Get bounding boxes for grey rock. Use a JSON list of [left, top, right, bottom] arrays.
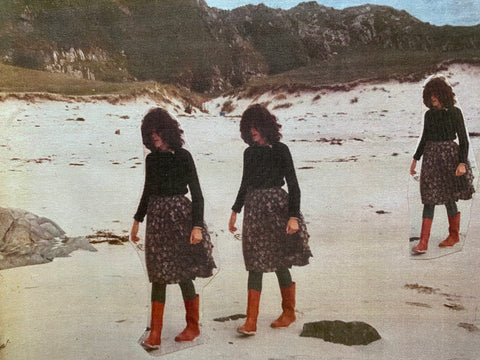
[[30, 225, 54, 241], [0, 209, 14, 240], [37, 217, 65, 234], [3, 222, 32, 247], [300, 320, 381, 346], [39, 221, 65, 238], [0, 207, 96, 270]]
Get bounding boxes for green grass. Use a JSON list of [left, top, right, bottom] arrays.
[[2, 48, 479, 101], [0, 63, 208, 109], [241, 49, 480, 94], [0, 63, 152, 95]]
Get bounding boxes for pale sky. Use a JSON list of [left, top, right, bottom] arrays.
[[204, 0, 480, 26]]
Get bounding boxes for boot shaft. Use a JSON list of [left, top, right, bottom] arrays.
[[246, 289, 261, 319]]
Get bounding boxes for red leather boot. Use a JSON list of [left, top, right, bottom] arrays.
[[412, 218, 433, 254], [237, 289, 261, 335], [175, 295, 200, 342], [271, 282, 296, 328], [141, 301, 164, 350], [439, 212, 461, 247]]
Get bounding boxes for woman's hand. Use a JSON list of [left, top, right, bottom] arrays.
[[228, 212, 238, 233], [190, 227, 203, 245], [456, 163, 467, 176], [130, 221, 140, 243], [286, 217, 299, 234], [410, 159, 417, 175]]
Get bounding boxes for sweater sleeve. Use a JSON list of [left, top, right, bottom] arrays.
[[454, 107, 469, 164], [134, 154, 154, 222], [185, 150, 205, 228], [413, 111, 429, 161], [281, 144, 301, 218], [232, 148, 251, 213]]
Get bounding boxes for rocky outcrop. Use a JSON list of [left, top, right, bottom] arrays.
[[43, 47, 131, 81], [0, 207, 96, 270]]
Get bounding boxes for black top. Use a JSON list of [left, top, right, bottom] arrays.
[[134, 148, 204, 227], [413, 106, 469, 163], [232, 142, 301, 218]]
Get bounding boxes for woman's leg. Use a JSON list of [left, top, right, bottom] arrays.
[[271, 268, 296, 328], [422, 204, 435, 219], [238, 271, 262, 335], [275, 268, 293, 289], [445, 201, 458, 217], [179, 279, 196, 301], [175, 280, 200, 342], [142, 283, 166, 349], [248, 271, 263, 292], [151, 282, 167, 303]]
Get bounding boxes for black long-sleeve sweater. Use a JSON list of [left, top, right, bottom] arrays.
[[134, 148, 204, 227], [232, 142, 301, 218], [413, 106, 469, 163]]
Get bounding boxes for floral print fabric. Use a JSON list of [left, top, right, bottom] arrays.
[[145, 195, 216, 284], [420, 141, 475, 205], [242, 187, 312, 272]]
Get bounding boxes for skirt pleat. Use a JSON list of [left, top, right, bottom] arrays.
[[242, 187, 312, 272], [420, 141, 475, 205], [145, 195, 216, 284]]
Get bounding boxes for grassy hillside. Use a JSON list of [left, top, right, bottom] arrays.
[[1, 1, 479, 94], [0, 63, 149, 94], [2, 51, 479, 101], [238, 49, 480, 95], [0, 63, 206, 108]]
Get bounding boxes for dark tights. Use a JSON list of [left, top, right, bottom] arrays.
[[151, 279, 196, 303], [422, 201, 458, 219], [247, 268, 293, 292]]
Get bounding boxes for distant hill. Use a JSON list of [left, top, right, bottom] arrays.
[[1, 0, 479, 94]]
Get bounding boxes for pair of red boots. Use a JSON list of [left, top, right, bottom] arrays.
[[412, 212, 461, 254], [237, 282, 296, 335], [141, 294, 200, 350]]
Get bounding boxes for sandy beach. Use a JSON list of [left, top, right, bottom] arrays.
[[1, 63, 480, 359]]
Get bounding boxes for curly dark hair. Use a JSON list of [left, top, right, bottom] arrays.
[[141, 108, 184, 151], [423, 76, 456, 109], [240, 104, 282, 145]]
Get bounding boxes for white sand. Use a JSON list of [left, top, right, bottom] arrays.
[[1, 64, 480, 359]]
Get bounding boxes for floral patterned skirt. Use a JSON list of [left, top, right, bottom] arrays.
[[145, 195, 216, 284], [420, 141, 475, 205], [242, 187, 312, 272]]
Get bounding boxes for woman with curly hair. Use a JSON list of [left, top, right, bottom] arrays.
[[228, 104, 312, 335], [131, 108, 216, 349], [410, 76, 475, 254]]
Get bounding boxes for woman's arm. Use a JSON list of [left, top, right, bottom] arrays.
[[410, 159, 417, 175], [185, 150, 205, 229], [231, 148, 252, 214], [282, 144, 301, 219], [455, 107, 469, 164], [413, 111, 430, 161], [130, 220, 140, 242], [228, 211, 238, 233], [133, 154, 154, 223], [184, 150, 204, 244]]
